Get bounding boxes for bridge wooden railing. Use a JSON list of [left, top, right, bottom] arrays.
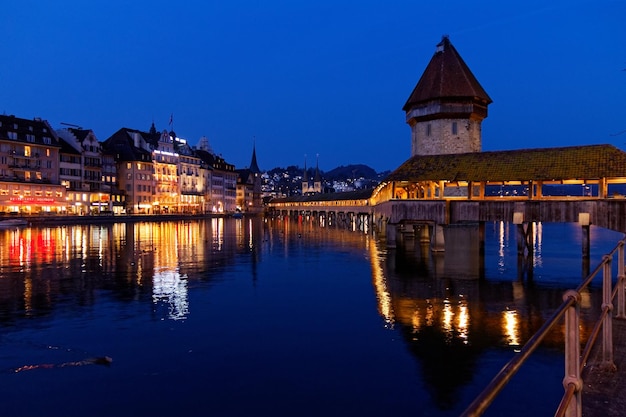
[[461, 238, 626, 417]]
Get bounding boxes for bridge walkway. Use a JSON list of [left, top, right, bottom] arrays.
[[583, 317, 626, 416]]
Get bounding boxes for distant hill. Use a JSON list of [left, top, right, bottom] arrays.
[[324, 164, 377, 181], [262, 163, 389, 196], [265, 163, 387, 180]]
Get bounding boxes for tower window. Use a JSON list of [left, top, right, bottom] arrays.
[[452, 122, 458, 135], [426, 124, 431, 136]]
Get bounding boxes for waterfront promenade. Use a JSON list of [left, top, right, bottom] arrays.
[[4, 212, 225, 226], [583, 318, 626, 416]]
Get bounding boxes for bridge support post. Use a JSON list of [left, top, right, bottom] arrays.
[[514, 213, 534, 280], [432, 224, 445, 252], [514, 213, 533, 256], [418, 225, 430, 245], [377, 216, 386, 236], [580, 214, 591, 278], [579, 213, 590, 260], [386, 223, 398, 248]]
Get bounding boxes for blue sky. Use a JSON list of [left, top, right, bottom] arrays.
[[1, 0, 624, 172]]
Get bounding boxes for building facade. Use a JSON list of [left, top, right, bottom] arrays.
[[175, 136, 205, 214], [152, 128, 180, 214], [0, 115, 66, 214], [102, 127, 157, 214], [57, 128, 108, 214], [236, 144, 263, 213], [0, 114, 256, 216]]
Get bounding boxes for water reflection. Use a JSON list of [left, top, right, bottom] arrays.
[[369, 241, 394, 327], [152, 269, 189, 320], [0, 217, 620, 416], [0, 218, 265, 323], [361, 220, 613, 410]]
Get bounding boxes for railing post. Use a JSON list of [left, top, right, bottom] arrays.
[[602, 255, 616, 369], [563, 290, 582, 417], [617, 242, 626, 319]]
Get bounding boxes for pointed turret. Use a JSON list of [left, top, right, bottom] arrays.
[[313, 155, 322, 184], [404, 36, 492, 156], [313, 154, 322, 193], [249, 142, 261, 174], [302, 156, 308, 195]]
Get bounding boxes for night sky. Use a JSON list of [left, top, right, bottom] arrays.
[[1, 0, 624, 172]]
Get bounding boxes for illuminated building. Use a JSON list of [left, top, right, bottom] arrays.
[[195, 143, 237, 214], [0, 115, 67, 214], [101, 126, 158, 214], [57, 127, 110, 214], [152, 128, 180, 214], [236, 143, 263, 213]]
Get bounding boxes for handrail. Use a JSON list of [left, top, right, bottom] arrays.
[[461, 237, 626, 417], [460, 296, 576, 417]]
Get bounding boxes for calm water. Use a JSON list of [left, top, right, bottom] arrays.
[[0, 217, 622, 417]]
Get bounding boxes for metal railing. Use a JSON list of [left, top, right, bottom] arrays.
[[461, 238, 626, 417]]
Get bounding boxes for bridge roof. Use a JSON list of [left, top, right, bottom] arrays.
[[385, 144, 626, 183]]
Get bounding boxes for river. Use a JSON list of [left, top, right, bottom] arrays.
[[0, 217, 622, 416]]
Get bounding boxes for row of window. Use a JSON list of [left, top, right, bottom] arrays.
[[0, 189, 60, 197], [5, 132, 52, 144], [0, 122, 48, 133], [125, 184, 153, 193]]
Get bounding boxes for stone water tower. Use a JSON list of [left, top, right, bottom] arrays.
[[403, 36, 492, 156]]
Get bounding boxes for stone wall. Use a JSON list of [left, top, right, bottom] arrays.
[[411, 118, 482, 156]]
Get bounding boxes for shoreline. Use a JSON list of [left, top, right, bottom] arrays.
[[3, 212, 263, 226]]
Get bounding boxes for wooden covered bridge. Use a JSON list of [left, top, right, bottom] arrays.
[[266, 144, 626, 250]]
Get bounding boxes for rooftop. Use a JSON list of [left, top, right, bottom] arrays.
[[385, 144, 626, 183]]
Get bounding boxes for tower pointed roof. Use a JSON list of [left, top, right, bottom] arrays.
[[249, 142, 261, 174], [403, 36, 492, 111], [303, 156, 308, 181], [314, 154, 322, 182]]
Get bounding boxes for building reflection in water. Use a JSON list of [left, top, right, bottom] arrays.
[[152, 269, 189, 320], [364, 218, 607, 409], [0, 218, 264, 323], [0, 216, 613, 412], [286, 216, 611, 411]]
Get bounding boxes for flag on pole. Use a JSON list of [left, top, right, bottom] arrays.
[[169, 113, 173, 126]]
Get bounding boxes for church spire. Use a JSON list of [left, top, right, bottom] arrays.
[[314, 153, 321, 183], [249, 138, 261, 174]]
